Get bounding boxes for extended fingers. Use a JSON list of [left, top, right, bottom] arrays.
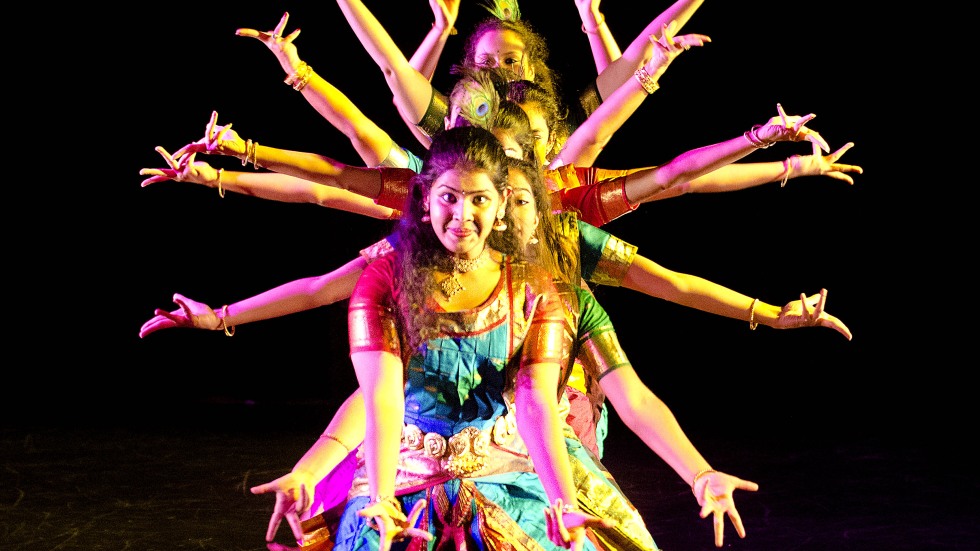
[[139, 169, 172, 187], [812, 288, 828, 319], [827, 315, 853, 340], [675, 33, 711, 49], [406, 499, 426, 527], [728, 507, 748, 539], [275, 12, 289, 36], [207, 110, 220, 139], [713, 510, 725, 547], [776, 102, 788, 125], [829, 142, 855, 160], [283, 509, 305, 542], [801, 128, 829, 153], [155, 146, 178, 168], [265, 510, 284, 542]]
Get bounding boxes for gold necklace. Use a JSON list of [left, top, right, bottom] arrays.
[[439, 247, 490, 299]]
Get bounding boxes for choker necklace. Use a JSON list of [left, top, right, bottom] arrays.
[[440, 247, 490, 299]]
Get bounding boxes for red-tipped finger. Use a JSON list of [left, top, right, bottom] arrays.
[[275, 12, 289, 35]]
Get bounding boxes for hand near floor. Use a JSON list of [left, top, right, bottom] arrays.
[[544, 498, 614, 550], [358, 497, 432, 551], [250, 470, 317, 543], [692, 469, 760, 547]]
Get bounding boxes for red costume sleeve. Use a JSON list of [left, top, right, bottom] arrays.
[[348, 254, 401, 356]]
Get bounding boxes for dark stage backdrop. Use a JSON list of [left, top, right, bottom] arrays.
[[25, 2, 958, 452]]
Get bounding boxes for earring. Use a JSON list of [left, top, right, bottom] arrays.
[[493, 216, 508, 231], [528, 235, 539, 245], [421, 206, 430, 223]]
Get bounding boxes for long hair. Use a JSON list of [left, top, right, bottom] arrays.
[[394, 126, 518, 347], [505, 157, 580, 285], [505, 79, 570, 164]]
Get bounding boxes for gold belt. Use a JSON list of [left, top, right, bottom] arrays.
[[402, 424, 491, 477]]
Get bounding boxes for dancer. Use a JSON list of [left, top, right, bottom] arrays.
[[246, 153, 764, 551], [328, 126, 606, 549]]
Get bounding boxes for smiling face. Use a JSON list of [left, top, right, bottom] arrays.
[[426, 167, 506, 259]]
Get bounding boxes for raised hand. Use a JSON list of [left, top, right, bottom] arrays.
[[250, 469, 317, 543], [138, 293, 220, 338], [139, 148, 220, 188], [430, 0, 460, 35], [692, 470, 760, 548], [644, 20, 711, 79], [172, 111, 246, 161], [774, 288, 852, 340], [543, 498, 614, 550], [754, 103, 830, 153], [785, 141, 863, 186], [235, 12, 303, 74]]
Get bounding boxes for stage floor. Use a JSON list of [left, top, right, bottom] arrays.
[[1, 400, 973, 551]]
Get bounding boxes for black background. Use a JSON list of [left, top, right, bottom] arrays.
[[5, 1, 975, 549], [18, 0, 960, 476]]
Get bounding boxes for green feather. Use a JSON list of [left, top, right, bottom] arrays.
[[480, 0, 520, 21]]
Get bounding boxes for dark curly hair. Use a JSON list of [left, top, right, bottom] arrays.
[[394, 126, 521, 347]]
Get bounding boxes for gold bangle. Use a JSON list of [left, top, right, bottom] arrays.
[[241, 139, 252, 167], [748, 298, 759, 330], [219, 305, 236, 337], [780, 155, 799, 188], [744, 125, 773, 149], [691, 468, 716, 495], [216, 168, 225, 198], [634, 66, 660, 95], [293, 67, 313, 92], [248, 141, 260, 169], [322, 433, 352, 454], [581, 12, 605, 34], [284, 61, 308, 87]]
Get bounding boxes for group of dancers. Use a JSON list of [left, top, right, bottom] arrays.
[[139, 1, 861, 550]]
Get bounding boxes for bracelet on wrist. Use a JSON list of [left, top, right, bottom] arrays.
[[748, 299, 759, 331], [322, 432, 352, 454], [215, 168, 225, 198], [780, 155, 800, 188], [634, 66, 660, 95], [691, 468, 716, 495], [743, 124, 774, 149], [581, 13, 606, 34], [219, 305, 236, 337], [284, 62, 313, 91]]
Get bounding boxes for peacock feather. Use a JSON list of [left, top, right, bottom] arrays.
[[449, 69, 504, 130], [480, 0, 520, 21]]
